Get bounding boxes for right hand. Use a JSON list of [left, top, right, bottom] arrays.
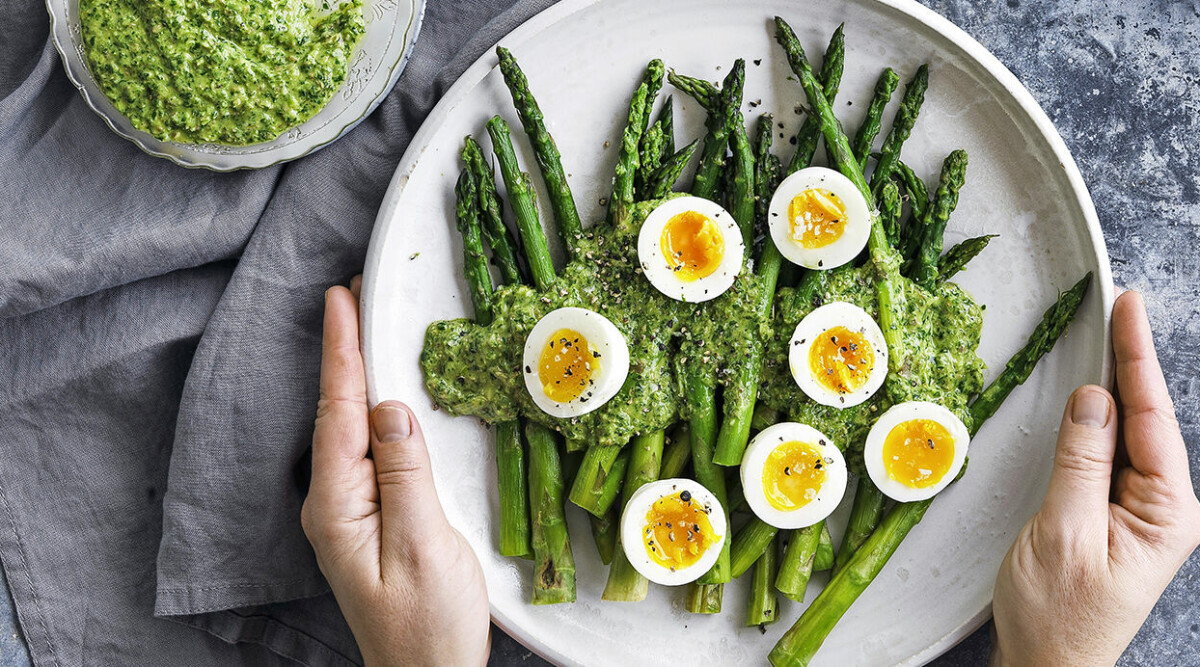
[[990, 291, 1200, 666]]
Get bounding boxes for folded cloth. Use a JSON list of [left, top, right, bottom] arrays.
[[0, 0, 555, 664]]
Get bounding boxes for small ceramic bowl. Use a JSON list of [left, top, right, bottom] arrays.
[[45, 0, 426, 171]]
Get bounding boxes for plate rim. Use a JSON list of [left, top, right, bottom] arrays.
[[360, 0, 1116, 664], [44, 0, 427, 172]]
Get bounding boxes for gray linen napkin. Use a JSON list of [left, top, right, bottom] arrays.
[[0, 0, 555, 663]]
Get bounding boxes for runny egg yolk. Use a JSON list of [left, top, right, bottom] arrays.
[[882, 419, 956, 488], [763, 440, 829, 511], [537, 328, 596, 403], [643, 490, 719, 571], [809, 326, 875, 395], [660, 210, 725, 282], [789, 188, 847, 249]]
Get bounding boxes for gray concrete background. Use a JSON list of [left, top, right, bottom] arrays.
[[2, 0, 1196, 665]]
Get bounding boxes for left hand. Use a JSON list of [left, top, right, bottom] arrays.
[[301, 276, 491, 667]]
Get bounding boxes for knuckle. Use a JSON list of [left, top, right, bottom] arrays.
[[1054, 443, 1111, 481], [375, 457, 428, 489]]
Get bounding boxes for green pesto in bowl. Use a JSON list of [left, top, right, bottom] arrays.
[[79, 0, 365, 146]]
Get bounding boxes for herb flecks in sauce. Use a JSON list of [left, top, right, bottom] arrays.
[[80, 0, 366, 145], [421, 195, 985, 469]]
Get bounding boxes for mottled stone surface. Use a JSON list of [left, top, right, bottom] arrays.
[[2, 0, 1196, 665]]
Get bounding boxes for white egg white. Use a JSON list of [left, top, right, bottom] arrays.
[[637, 196, 744, 303], [864, 401, 971, 502], [521, 307, 630, 418], [768, 166, 871, 270], [740, 422, 847, 529], [618, 478, 727, 586], [788, 301, 889, 408]]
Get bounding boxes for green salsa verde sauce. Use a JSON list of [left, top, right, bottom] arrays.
[[420, 195, 985, 472], [80, 0, 366, 145]]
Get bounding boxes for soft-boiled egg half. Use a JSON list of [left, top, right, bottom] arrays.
[[740, 422, 847, 529], [619, 478, 727, 585], [638, 196, 744, 302], [864, 401, 970, 502], [789, 302, 888, 408], [768, 166, 871, 270], [522, 307, 630, 418]]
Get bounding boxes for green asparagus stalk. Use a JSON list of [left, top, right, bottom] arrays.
[[462, 137, 524, 286], [768, 273, 1093, 665], [686, 582, 724, 614], [525, 422, 576, 604], [496, 47, 584, 258], [751, 404, 780, 432], [938, 235, 997, 284], [589, 507, 619, 565], [774, 15, 908, 371], [668, 69, 731, 200], [814, 523, 835, 572], [640, 61, 665, 134], [658, 95, 676, 155], [644, 140, 700, 200], [730, 517, 780, 579], [722, 60, 756, 247], [868, 64, 929, 194], [592, 449, 631, 520], [568, 444, 624, 517], [880, 179, 902, 250], [851, 68, 900, 170], [774, 521, 822, 602], [496, 421, 532, 558], [911, 150, 969, 288], [660, 424, 692, 479], [667, 72, 717, 111], [454, 169, 495, 325], [746, 534, 780, 628], [684, 367, 732, 586], [603, 430, 665, 601], [787, 25, 845, 175], [609, 60, 664, 228], [486, 116, 555, 290], [832, 477, 885, 574], [712, 116, 783, 467], [893, 159, 929, 222], [637, 123, 668, 200]]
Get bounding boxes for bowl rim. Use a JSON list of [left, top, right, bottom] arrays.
[[44, 0, 427, 172]]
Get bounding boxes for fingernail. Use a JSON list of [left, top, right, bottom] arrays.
[[372, 405, 412, 443], [1071, 388, 1110, 428]]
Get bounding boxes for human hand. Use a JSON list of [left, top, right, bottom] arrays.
[[301, 277, 491, 667], [991, 291, 1200, 666]]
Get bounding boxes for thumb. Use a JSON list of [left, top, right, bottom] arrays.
[[369, 401, 455, 571], [1040, 385, 1118, 530]]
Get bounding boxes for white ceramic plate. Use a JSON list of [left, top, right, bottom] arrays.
[[361, 1, 1115, 665], [46, 0, 425, 171]]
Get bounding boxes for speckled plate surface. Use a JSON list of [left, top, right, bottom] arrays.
[[360, 0, 1114, 665], [45, 0, 425, 171]]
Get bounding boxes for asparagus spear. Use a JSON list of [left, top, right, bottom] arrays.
[[814, 523, 835, 572], [589, 507, 619, 565], [454, 170, 495, 325], [938, 235, 997, 284], [868, 64, 929, 194], [730, 517, 780, 579], [660, 424, 692, 479], [486, 116, 555, 290], [603, 430, 665, 601], [746, 534, 780, 628], [832, 477, 885, 574], [644, 140, 700, 200], [713, 114, 783, 467], [787, 25, 845, 175], [684, 368, 731, 585], [568, 444, 624, 517], [893, 159, 929, 222], [686, 581, 724, 614], [723, 60, 756, 247], [592, 449, 631, 520], [769, 273, 1093, 665], [495, 47, 584, 258], [775, 521, 822, 602], [454, 168, 533, 559], [911, 150, 969, 288], [851, 68, 900, 170], [667, 68, 731, 201], [879, 179, 902, 250], [637, 123, 667, 200], [774, 15, 908, 372], [462, 136, 524, 286], [526, 422, 576, 604], [657, 95, 676, 155], [751, 404, 780, 432], [609, 60, 664, 228]]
